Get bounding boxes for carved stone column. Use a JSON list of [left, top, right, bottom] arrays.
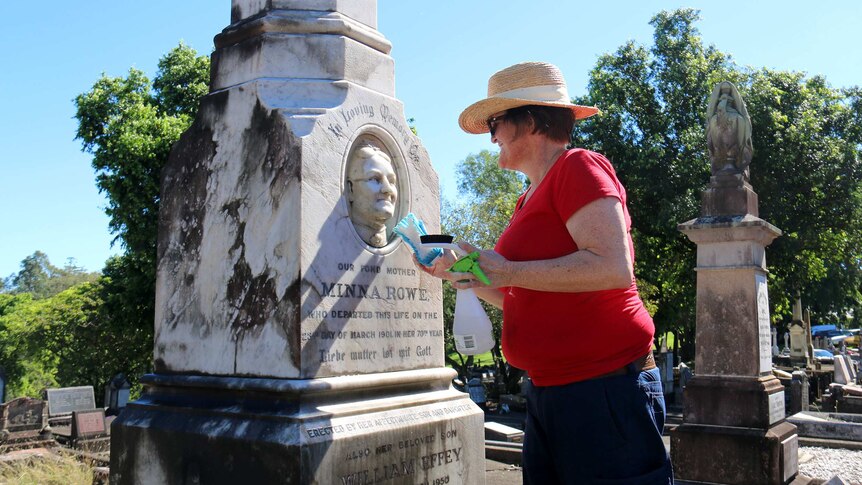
[[109, 2, 484, 483]]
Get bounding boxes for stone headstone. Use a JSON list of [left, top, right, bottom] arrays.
[[788, 370, 809, 415], [789, 322, 807, 358], [110, 2, 484, 483], [484, 422, 523, 443], [678, 362, 693, 389], [71, 409, 107, 439], [104, 374, 131, 413], [0, 397, 46, 435], [658, 351, 674, 395], [835, 355, 853, 385], [45, 386, 95, 417]]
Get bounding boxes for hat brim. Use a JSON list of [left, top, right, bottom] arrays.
[[458, 97, 599, 135]]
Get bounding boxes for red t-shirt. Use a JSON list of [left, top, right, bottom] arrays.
[[495, 149, 654, 386]]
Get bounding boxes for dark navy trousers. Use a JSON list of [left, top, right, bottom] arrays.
[[523, 366, 674, 484]]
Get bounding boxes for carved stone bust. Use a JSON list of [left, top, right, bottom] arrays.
[[706, 81, 753, 180], [345, 143, 398, 247]]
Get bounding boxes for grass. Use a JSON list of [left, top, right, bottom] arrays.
[[447, 350, 496, 367], [0, 452, 95, 485]]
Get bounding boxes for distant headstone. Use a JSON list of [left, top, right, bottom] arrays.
[[771, 327, 779, 356], [789, 322, 807, 360], [484, 421, 523, 443], [678, 362, 693, 389], [658, 351, 674, 395], [835, 356, 853, 386], [45, 386, 96, 416], [104, 374, 131, 413], [788, 370, 809, 414], [72, 409, 107, 439], [0, 397, 46, 435], [467, 377, 486, 405]]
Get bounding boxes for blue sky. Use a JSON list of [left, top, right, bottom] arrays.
[[1, 1, 860, 278]]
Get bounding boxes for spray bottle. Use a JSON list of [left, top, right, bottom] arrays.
[[420, 237, 495, 355]]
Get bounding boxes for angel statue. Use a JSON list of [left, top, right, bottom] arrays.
[[706, 81, 753, 179]]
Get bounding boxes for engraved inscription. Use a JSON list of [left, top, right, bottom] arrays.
[[756, 273, 772, 373], [302, 399, 479, 485], [769, 391, 785, 425]]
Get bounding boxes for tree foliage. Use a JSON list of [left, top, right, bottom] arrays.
[[572, 9, 862, 360], [2, 251, 99, 299], [70, 43, 211, 389], [0, 253, 151, 402], [74, 43, 209, 257]]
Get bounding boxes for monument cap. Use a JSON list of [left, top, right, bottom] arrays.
[[458, 61, 599, 134]]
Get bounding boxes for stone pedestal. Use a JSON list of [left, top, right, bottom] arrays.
[[112, 370, 483, 484], [110, 2, 484, 483], [700, 174, 759, 218], [673, 215, 802, 484]]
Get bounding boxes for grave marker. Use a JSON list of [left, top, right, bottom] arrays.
[[72, 409, 107, 439], [672, 81, 799, 484], [45, 386, 95, 416], [0, 398, 46, 434], [109, 2, 484, 483]]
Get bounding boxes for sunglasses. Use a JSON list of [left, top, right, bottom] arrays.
[[487, 113, 507, 136]]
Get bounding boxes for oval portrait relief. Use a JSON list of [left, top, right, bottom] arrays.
[[344, 138, 400, 248]]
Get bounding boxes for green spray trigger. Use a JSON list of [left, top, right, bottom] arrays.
[[447, 251, 491, 285]]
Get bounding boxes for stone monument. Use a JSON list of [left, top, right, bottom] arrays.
[[672, 82, 804, 484], [109, 2, 485, 483], [789, 298, 811, 368]]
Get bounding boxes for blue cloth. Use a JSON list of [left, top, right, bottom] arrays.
[[523, 366, 674, 484]]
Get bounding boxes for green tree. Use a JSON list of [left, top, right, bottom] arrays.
[[572, 9, 862, 360], [442, 150, 526, 393], [746, 71, 862, 325], [3, 251, 99, 299], [72, 43, 210, 387], [0, 275, 152, 403]]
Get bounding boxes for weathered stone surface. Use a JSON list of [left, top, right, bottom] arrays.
[[683, 375, 786, 428], [115, 3, 484, 484], [678, 216, 780, 377], [111, 370, 484, 485], [674, 95, 799, 482], [153, 82, 442, 379], [701, 175, 759, 217], [0, 398, 46, 434], [671, 421, 798, 485], [231, 0, 378, 28], [45, 386, 96, 417]]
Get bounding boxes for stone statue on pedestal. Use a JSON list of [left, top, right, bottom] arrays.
[[673, 80, 800, 484], [706, 81, 753, 180]]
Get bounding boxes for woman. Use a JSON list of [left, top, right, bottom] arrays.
[[422, 62, 673, 484]]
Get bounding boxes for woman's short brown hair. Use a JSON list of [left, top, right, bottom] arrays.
[[505, 105, 576, 143]]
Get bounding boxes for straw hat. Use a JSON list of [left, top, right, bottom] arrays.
[[458, 61, 599, 134]]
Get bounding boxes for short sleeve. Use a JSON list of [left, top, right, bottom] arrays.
[[551, 149, 623, 222]]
